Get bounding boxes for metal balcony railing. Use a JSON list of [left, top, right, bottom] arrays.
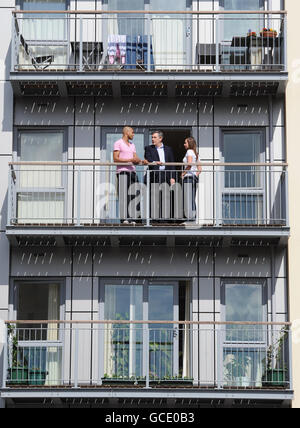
[[2, 321, 292, 390], [7, 162, 289, 228], [11, 10, 287, 73]]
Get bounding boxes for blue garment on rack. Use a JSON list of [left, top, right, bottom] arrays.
[[125, 35, 154, 70]]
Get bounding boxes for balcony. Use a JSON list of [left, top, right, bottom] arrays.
[[6, 162, 289, 247], [10, 10, 288, 97], [1, 321, 293, 404]]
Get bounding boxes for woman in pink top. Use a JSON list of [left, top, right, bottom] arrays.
[[113, 127, 144, 224]]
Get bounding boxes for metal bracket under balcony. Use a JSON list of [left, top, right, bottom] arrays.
[[5, 226, 290, 249], [10, 73, 287, 98], [1, 388, 294, 405]]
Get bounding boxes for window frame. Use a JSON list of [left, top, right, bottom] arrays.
[[11, 278, 66, 324], [219, 128, 267, 225], [98, 278, 191, 381], [220, 278, 268, 327], [14, 127, 68, 224], [17, 0, 69, 11]]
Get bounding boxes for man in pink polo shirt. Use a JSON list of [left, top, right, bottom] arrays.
[[113, 127, 144, 224]]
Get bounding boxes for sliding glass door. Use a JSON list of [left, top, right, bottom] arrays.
[[221, 280, 267, 387], [100, 280, 180, 381], [100, 128, 147, 223]]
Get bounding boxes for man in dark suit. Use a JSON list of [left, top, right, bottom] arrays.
[[144, 131, 176, 221]]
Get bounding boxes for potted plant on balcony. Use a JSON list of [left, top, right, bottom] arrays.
[[150, 375, 194, 387], [7, 323, 28, 386], [260, 28, 278, 38], [224, 354, 252, 388], [262, 327, 288, 387], [28, 367, 48, 386]]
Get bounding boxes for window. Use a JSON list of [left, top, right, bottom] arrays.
[[221, 280, 267, 387], [100, 280, 190, 381], [17, 0, 68, 69], [16, 130, 66, 224], [221, 130, 265, 225], [18, 0, 66, 11], [222, 0, 264, 39], [12, 281, 63, 386]]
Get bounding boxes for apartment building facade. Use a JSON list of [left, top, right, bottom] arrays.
[[0, 0, 295, 408]]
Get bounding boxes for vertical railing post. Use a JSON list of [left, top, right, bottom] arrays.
[[147, 13, 152, 73], [284, 167, 289, 228], [7, 166, 12, 227], [79, 15, 83, 72], [283, 14, 288, 72], [76, 166, 81, 226], [11, 15, 16, 73], [73, 326, 79, 389], [288, 326, 293, 391], [215, 15, 220, 73], [216, 326, 223, 389], [215, 167, 221, 227], [143, 323, 150, 389], [1, 322, 8, 389], [146, 169, 151, 227]]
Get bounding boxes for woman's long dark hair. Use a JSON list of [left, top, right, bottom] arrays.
[[185, 137, 199, 160]]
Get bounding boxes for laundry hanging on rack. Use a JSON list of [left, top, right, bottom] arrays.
[[107, 34, 155, 70], [108, 35, 127, 65], [125, 35, 155, 70]]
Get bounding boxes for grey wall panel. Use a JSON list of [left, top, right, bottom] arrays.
[[64, 313, 93, 385], [66, 277, 93, 313], [0, 233, 9, 309], [0, 156, 10, 231], [10, 247, 72, 277], [93, 247, 213, 277], [199, 127, 214, 161], [198, 98, 214, 126], [0, 82, 13, 155], [14, 98, 75, 126], [272, 126, 286, 162], [198, 278, 216, 314], [192, 278, 198, 313], [272, 96, 285, 127], [215, 248, 271, 277], [198, 313, 215, 385], [72, 248, 93, 277], [214, 97, 269, 127], [274, 277, 288, 314], [74, 126, 95, 160], [95, 98, 199, 127], [274, 248, 287, 278], [0, 8, 12, 81], [75, 97, 95, 127]]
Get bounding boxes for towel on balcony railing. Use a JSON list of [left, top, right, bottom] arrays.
[[108, 35, 127, 65]]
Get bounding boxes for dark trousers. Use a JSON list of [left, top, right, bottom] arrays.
[[183, 176, 198, 220], [148, 171, 174, 221], [117, 172, 139, 221]]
